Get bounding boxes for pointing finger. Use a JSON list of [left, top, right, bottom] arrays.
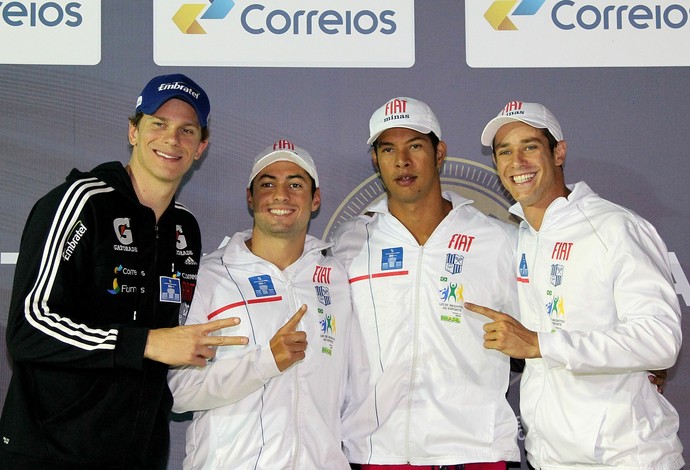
[[210, 335, 249, 346], [281, 305, 307, 332], [203, 317, 241, 334], [464, 302, 502, 321]]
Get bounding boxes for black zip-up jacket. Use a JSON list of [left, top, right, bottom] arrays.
[[0, 162, 201, 469]]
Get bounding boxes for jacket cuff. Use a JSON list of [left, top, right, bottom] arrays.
[[258, 346, 282, 380], [114, 327, 149, 369]]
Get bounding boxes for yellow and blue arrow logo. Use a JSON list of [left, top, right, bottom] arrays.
[[173, 0, 235, 34], [484, 0, 546, 31]]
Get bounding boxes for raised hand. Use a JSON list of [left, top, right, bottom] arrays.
[[145, 317, 248, 367], [464, 302, 541, 359], [270, 305, 308, 372]]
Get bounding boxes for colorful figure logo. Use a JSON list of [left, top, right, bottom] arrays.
[[320, 314, 336, 335], [546, 295, 565, 317], [439, 282, 463, 303]]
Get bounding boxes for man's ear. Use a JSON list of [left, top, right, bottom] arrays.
[[371, 149, 379, 172], [128, 122, 138, 146], [554, 140, 567, 167], [311, 188, 321, 213], [435, 140, 448, 167], [194, 139, 210, 160]]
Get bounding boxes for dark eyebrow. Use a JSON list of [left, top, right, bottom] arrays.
[[148, 114, 200, 128], [376, 136, 427, 148], [495, 136, 541, 149], [257, 173, 307, 182]]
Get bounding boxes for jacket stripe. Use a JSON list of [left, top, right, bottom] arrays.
[[207, 296, 284, 320], [348, 270, 409, 284], [24, 177, 119, 350]]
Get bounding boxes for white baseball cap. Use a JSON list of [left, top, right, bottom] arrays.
[[247, 140, 319, 188], [368, 97, 441, 145], [481, 101, 563, 147]]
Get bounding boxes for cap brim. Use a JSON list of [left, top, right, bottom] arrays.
[[139, 95, 207, 129], [247, 151, 319, 188], [367, 124, 434, 146], [481, 116, 551, 147], [481, 117, 521, 147]]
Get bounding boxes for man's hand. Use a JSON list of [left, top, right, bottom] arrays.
[[464, 302, 541, 359], [270, 305, 308, 372], [648, 369, 668, 394], [145, 317, 248, 367]]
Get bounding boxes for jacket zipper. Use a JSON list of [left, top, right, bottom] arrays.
[[404, 245, 424, 463]]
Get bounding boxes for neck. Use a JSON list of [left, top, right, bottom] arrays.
[[388, 192, 452, 245], [246, 231, 307, 271], [523, 207, 546, 231], [522, 185, 571, 231], [126, 165, 178, 221]]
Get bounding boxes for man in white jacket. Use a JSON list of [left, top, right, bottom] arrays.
[[466, 101, 684, 468], [168, 140, 355, 469], [332, 97, 520, 469]]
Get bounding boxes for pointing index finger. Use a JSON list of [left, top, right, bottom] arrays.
[[203, 317, 241, 334], [464, 302, 502, 321], [283, 304, 307, 331]]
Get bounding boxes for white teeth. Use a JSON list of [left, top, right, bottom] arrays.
[[270, 209, 292, 215], [156, 150, 178, 159], [513, 173, 535, 184]]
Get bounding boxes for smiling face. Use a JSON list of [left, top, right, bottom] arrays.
[[372, 127, 446, 208], [248, 160, 321, 240], [127, 98, 208, 190], [493, 121, 568, 227]]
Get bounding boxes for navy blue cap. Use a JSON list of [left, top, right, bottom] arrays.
[[135, 74, 210, 128]]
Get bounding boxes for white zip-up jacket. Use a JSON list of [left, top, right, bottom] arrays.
[[332, 191, 520, 465], [168, 230, 354, 470], [512, 182, 684, 469]]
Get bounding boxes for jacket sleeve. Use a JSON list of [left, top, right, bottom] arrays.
[[340, 294, 371, 421], [539, 217, 682, 373], [167, 266, 281, 413], [6, 183, 148, 370], [168, 346, 281, 413]]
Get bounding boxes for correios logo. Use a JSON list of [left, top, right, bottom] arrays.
[[484, 0, 545, 30], [0, 0, 100, 65], [154, 0, 414, 67], [468, 0, 690, 67], [485, 0, 690, 31], [173, 0, 397, 36], [0, 1, 83, 27], [173, 0, 234, 34]]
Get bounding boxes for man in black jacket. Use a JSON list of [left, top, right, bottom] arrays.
[[0, 74, 247, 470]]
